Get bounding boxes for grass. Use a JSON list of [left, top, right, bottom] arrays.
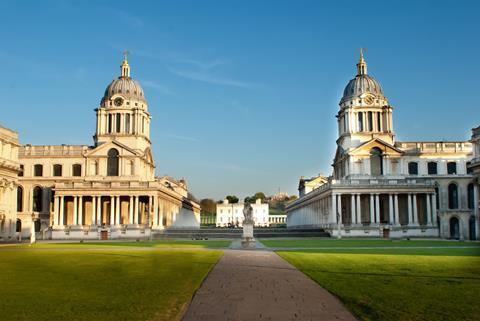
[[5, 239, 231, 249], [275, 240, 480, 321], [0, 248, 222, 321]]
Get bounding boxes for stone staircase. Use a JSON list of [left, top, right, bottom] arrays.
[[153, 227, 330, 239]]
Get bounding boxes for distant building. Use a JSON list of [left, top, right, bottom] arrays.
[[271, 191, 289, 202], [287, 51, 477, 240], [298, 175, 328, 197], [216, 199, 269, 227]]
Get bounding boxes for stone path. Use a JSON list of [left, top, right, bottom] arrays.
[[182, 250, 357, 321]]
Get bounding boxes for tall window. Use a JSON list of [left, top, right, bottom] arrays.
[[107, 148, 119, 176], [427, 162, 437, 175], [408, 162, 418, 175], [116, 114, 121, 133], [17, 186, 23, 212], [53, 164, 62, 177], [447, 162, 457, 174], [370, 147, 383, 176], [468, 183, 474, 209], [34, 164, 43, 177], [377, 113, 381, 132], [72, 164, 82, 177], [448, 183, 458, 209], [125, 114, 130, 134], [368, 112, 373, 131], [108, 114, 113, 133], [19, 165, 24, 177], [33, 186, 43, 212], [357, 113, 363, 131]]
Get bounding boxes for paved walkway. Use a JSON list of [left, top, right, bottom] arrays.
[[182, 250, 357, 321]]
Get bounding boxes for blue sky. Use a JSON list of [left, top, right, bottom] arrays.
[[0, 0, 478, 200]]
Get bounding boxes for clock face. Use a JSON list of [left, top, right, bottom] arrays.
[[364, 95, 374, 105], [114, 97, 124, 107]]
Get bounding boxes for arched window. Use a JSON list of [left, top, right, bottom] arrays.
[[53, 164, 62, 177], [107, 148, 119, 176], [448, 183, 458, 209], [17, 186, 23, 212], [72, 164, 82, 177], [447, 162, 457, 174], [34, 164, 43, 177], [427, 162, 437, 175], [408, 162, 418, 175], [370, 148, 383, 176], [468, 183, 474, 209], [33, 186, 43, 212]]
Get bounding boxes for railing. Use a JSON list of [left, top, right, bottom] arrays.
[[19, 145, 88, 157], [396, 141, 472, 154]]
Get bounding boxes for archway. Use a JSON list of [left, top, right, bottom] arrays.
[[107, 148, 119, 176], [469, 216, 476, 240], [449, 217, 460, 240]]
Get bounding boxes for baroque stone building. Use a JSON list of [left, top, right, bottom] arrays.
[[14, 55, 200, 240], [0, 127, 21, 240], [287, 51, 477, 240]]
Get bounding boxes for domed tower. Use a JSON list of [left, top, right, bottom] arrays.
[[336, 50, 395, 150], [94, 53, 152, 153]]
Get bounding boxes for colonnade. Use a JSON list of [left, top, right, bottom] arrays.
[[288, 191, 438, 228], [52, 194, 173, 228]]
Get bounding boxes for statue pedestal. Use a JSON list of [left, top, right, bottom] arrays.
[[241, 221, 256, 249]]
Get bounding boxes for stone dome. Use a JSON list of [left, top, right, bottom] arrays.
[[342, 74, 384, 100], [101, 54, 147, 105], [102, 77, 146, 104]]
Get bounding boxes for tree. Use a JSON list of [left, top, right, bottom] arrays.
[[226, 195, 239, 204], [254, 192, 266, 201], [200, 198, 216, 215]]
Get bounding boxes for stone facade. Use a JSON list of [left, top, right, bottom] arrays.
[[287, 51, 477, 240], [14, 55, 200, 240], [0, 127, 21, 240], [216, 199, 269, 227]]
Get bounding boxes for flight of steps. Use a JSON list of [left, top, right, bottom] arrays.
[[153, 228, 330, 239]]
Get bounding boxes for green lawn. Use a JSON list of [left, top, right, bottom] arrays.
[[276, 241, 480, 321], [0, 248, 223, 321], [6, 239, 231, 249]]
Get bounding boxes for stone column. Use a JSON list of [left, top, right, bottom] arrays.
[[110, 196, 115, 225], [148, 196, 153, 226], [413, 194, 418, 225], [426, 193, 432, 226], [388, 194, 394, 224], [338, 194, 342, 225], [356, 194, 361, 224], [431, 193, 437, 227], [154, 197, 159, 227], [394, 194, 400, 225], [370, 194, 375, 224], [351, 194, 356, 225], [60, 196, 64, 226], [407, 193, 412, 225], [134, 196, 139, 225], [78, 196, 83, 226], [53, 196, 59, 226], [129, 196, 134, 224], [159, 200, 164, 228], [92, 196, 96, 226], [331, 193, 337, 226], [375, 194, 380, 224], [73, 196, 78, 225], [474, 184, 479, 239], [96, 196, 102, 225], [116, 196, 121, 225]]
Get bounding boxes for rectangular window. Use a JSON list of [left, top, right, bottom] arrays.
[[116, 114, 121, 133], [447, 162, 457, 174], [427, 162, 437, 175], [357, 113, 363, 131], [53, 164, 62, 177], [34, 164, 43, 177], [368, 112, 373, 131], [72, 164, 82, 177], [408, 162, 418, 175], [19, 165, 24, 177], [125, 114, 130, 134]]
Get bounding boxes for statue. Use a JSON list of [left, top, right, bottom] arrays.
[[243, 202, 254, 224], [241, 201, 256, 249]]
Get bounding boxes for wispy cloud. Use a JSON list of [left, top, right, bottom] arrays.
[[168, 67, 259, 88], [166, 134, 199, 142], [175, 58, 229, 70], [141, 80, 175, 96]]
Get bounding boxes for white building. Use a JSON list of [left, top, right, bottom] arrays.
[[216, 199, 269, 227], [0, 127, 21, 241], [287, 51, 477, 240], [10, 54, 200, 240]]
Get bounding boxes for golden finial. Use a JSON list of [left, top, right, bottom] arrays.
[[357, 48, 367, 75], [123, 50, 130, 64]]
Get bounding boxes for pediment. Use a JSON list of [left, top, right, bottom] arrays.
[[349, 138, 403, 156], [85, 140, 140, 157]]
